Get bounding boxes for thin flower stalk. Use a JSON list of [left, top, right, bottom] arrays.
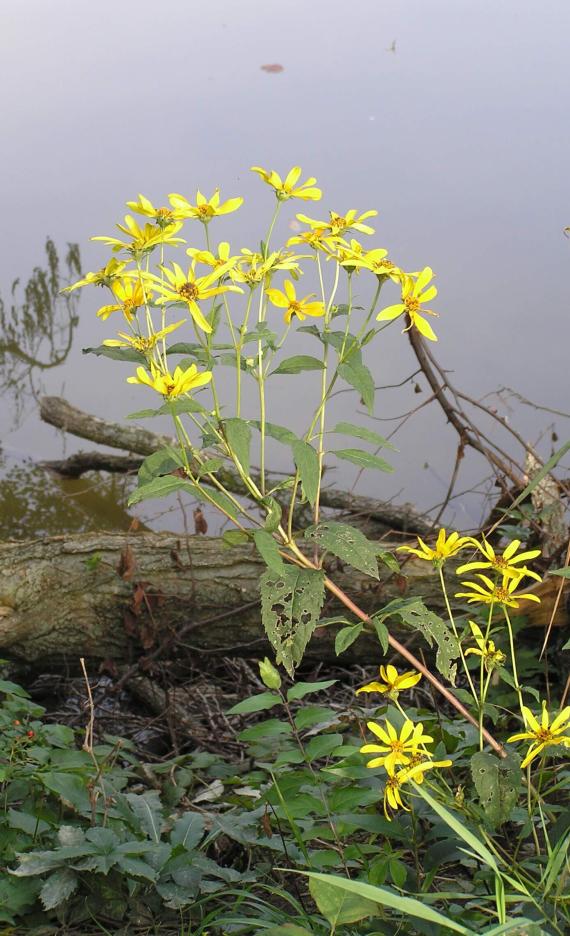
[[438, 566, 477, 703]]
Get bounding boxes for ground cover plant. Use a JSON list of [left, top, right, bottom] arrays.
[[1, 165, 568, 934]]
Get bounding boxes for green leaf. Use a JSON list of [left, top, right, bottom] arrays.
[[372, 617, 390, 655], [222, 530, 250, 547], [165, 341, 202, 356], [333, 448, 394, 473], [160, 397, 207, 415], [292, 440, 320, 506], [196, 457, 224, 477], [39, 869, 78, 911], [128, 474, 190, 506], [253, 530, 285, 573], [271, 355, 325, 375], [126, 408, 161, 420], [305, 734, 343, 761], [331, 422, 397, 451], [262, 496, 282, 532], [115, 855, 158, 881], [260, 567, 325, 676], [338, 360, 375, 413], [40, 772, 91, 813], [377, 597, 460, 684], [137, 447, 184, 484], [190, 483, 239, 520], [227, 691, 281, 715], [549, 566, 570, 578], [224, 417, 251, 474], [304, 521, 380, 578], [169, 812, 205, 850], [413, 785, 500, 874], [251, 420, 298, 446], [470, 752, 521, 828], [125, 791, 164, 843], [309, 875, 378, 925], [287, 679, 337, 701], [335, 623, 364, 655], [82, 344, 145, 363], [302, 872, 473, 934], [238, 718, 292, 741]]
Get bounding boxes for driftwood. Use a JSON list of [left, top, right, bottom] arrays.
[[0, 531, 450, 665], [39, 396, 431, 535]]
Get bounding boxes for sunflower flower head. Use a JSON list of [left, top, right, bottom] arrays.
[[360, 718, 434, 775], [92, 216, 185, 258], [103, 320, 184, 354], [96, 278, 149, 322], [456, 537, 542, 583], [464, 621, 506, 672], [350, 247, 405, 284], [297, 208, 377, 238], [265, 279, 325, 323], [126, 194, 177, 227], [127, 361, 212, 399], [356, 664, 421, 699], [377, 267, 439, 341], [251, 166, 322, 201], [146, 261, 242, 334], [382, 759, 452, 820], [456, 574, 541, 609], [398, 528, 474, 569], [507, 702, 570, 768], [62, 258, 128, 293]]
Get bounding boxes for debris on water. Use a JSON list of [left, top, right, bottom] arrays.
[[260, 63, 284, 73]]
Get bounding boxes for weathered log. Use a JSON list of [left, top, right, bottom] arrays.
[[39, 396, 431, 535], [0, 531, 448, 665], [42, 452, 143, 478]]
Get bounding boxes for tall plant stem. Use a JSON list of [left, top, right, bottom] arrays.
[[321, 571, 506, 756], [438, 566, 477, 702], [257, 201, 283, 494], [503, 606, 526, 719]]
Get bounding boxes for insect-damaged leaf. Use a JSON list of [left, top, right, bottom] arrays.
[[376, 597, 460, 685], [260, 567, 325, 677], [304, 522, 380, 579], [470, 751, 521, 828]]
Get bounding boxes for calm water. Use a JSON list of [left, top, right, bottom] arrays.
[[1, 0, 569, 537]]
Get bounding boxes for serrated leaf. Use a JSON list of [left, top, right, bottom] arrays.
[[82, 344, 145, 363], [115, 855, 158, 881], [470, 752, 521, 828], [224, 417, 251, 474], [138, 447, 184, 484], [39, 868, 78, 911], [40, 772, 91, 813], [377, 597, 460, 684], [227, 691, 282, 715], [260, 567, 325, 676], [335, 624, 364, 655], [272, 355, 325, 375], [338, 360, 375, 413], [128, 474, 190, 506], [304, 521, 380, 578], [331, 422, 397, 451], [333, 448, 394, 473], [292, 440, 320, 506], [253, 530, 285, 573]]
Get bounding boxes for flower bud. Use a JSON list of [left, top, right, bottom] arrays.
[[259, 657, 281, 690]]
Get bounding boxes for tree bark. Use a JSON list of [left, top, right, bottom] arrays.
[[0, 531, 447, 665]]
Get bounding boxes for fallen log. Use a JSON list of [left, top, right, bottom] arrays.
[[0, 531, 446, 665], [39, 396, 431, 535]]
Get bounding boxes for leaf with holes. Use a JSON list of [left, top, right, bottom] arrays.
[[470, 752, 521, 828], [305, 522, 380, 578], [260, 567, 325, 676], [377, 597, 460, 684]]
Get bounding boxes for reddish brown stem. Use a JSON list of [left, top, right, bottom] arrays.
[[323, 576, 506, 757]]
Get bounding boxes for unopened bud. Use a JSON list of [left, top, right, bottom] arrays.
[[259, 657, 281, 690]]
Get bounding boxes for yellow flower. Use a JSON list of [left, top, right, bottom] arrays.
[[186, 241, 239, 272], [332, 238, 367, 271], [464, 621, 506, 671], [398, 528, 475, 567], [455, 574, 541, 608], [96, 278, 149, 322], [62, 258, 128, 293], [382, 759, 452, 820], [103, 320, 185, 353], [360, 718, 433, 775], [286, 227, 339, 252], [356, 664, 421, 697], [349, 247, 405, 283], [230, 249, 302, 287], [92, 215, 185, 256], [297, 209, 377, 237], [377, 267, 439, 341], [125, 194, 177, 226], [507, 703, 570, 768], [168, 189, 243, 222], [250, 166, 322, 201], [127, 361, 212, 399], [456, 538, 542, 583], [265, 279, 325, 324], [148, 262, 242, 334]]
